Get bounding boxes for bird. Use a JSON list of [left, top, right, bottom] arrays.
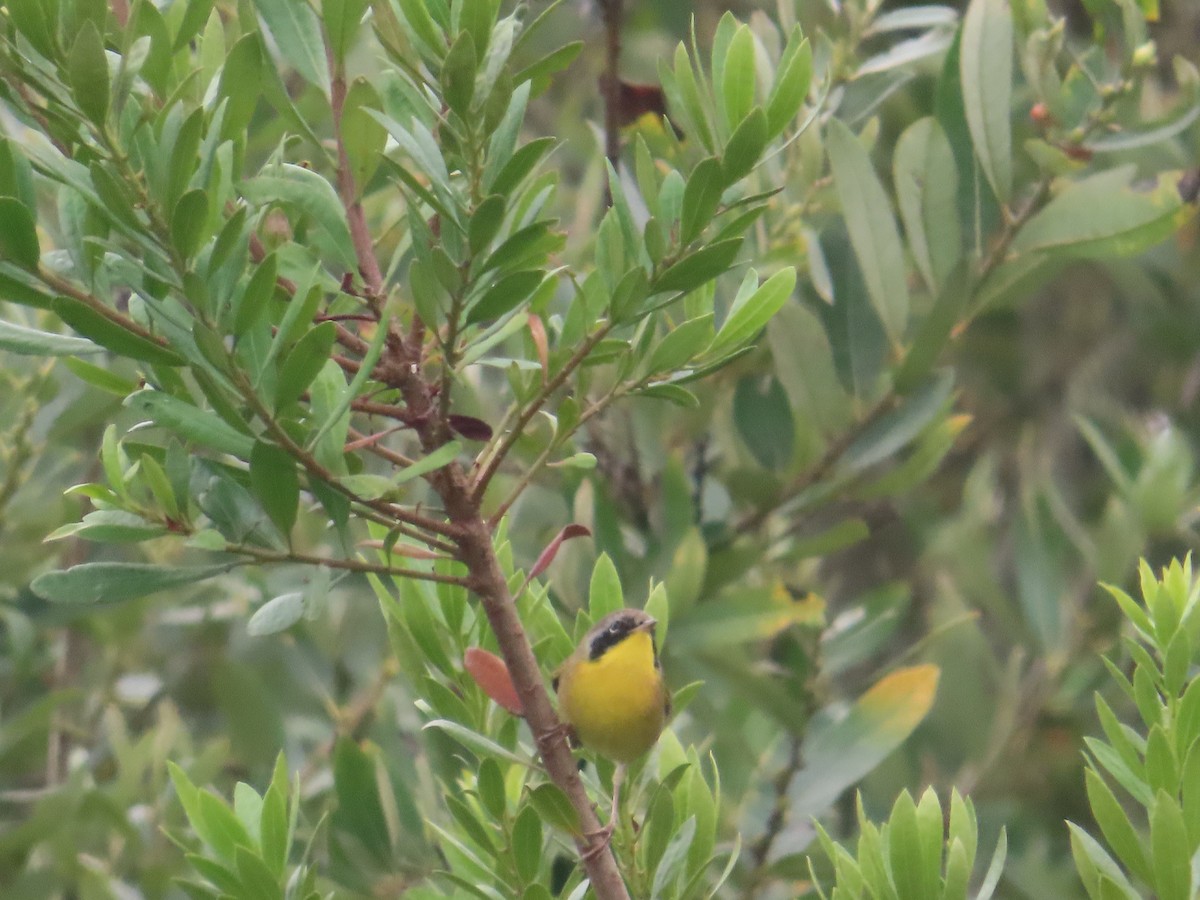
[[553, 608, 671, 853]]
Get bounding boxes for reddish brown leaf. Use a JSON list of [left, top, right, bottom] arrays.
[[464, 647, 524, 716], [529, 523, 592, 581], [600, 75, 684, 138], [448, 414, 494, 442]]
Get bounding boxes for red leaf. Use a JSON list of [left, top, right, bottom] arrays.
[[529, 524, 591, 581], [449, 414, 494, 442], [464, 647, 524, 716]]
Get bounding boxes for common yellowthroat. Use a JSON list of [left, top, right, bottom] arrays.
[[553, 609, 670, 844]]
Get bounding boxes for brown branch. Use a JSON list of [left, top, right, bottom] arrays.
[[351, 398, 421, 424], [376, 314, 630, 896], [441, 478, 632, 898], [317, 21, 630, 893]]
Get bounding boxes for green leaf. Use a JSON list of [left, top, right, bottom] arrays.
[[1085, 101, 1200, 153], [241, 166, 356, 270], [0, 198, 41, 270], [975, 827, 1008, 900], [32, 562, 234, 604], [960, 0, 1013, 202], [0, 318, 101, 356], [235, 847, 282, 900], [68, 20, 109, 125], [765, 28, 812, 139], [422, 719, 533, 767], [466, 271, 544, 326], [341, 78, 386, 192], [6, 0, 56, 58], [791, 665, 940, 817], [394, 439, 463, 485], [45, 510, 167, 544], [709, 267, 795, 358], [171, 188, 210, 260], [489, 136, 557, 197], [275, 321, 337, 409], [636, 383, 700, 407], [247, 592, 305, 637], [52, 296, 185, 366], [217, 35, 265, 140], [680, 157, 725, 243], [722, 108, 768, 184], [733, 374, 794, 471], [395, 0, 445, 59], [893, 118, 961, 293], [1084, 769, 1152, 884], [650, 816, 696, 899], [250, 0, 331, 96], [1151, 791, 1190, 900], [527, 783, 581, 835], [588, 553, 624, 619], [662, 43, 715, 154], [338, 473, 394, 501], [943, 839, 971, 900], [332, 736, 392, 861], [889, 791, 938, 900], [61, 355, 133, 393], [250, 442, 300, 537], [466, 198, 506, 260], [234, 252, 279, 337], [442, 30, 478, 117], [826, 118, 910, 345], [476, 758, 506, 820], [511, 805, 543, 884], [515, 41, 583, 97], [645, 313, 714, 375], [1010, 167, 1190, 259], [721, 26, 756, 133], [0, 267, 52, 307], [840, 370, 954, 473], [915, 788, 946, 898], [653, 239, 743, 295], [126, 389, 255, 458], [323, 0, 369, 64]]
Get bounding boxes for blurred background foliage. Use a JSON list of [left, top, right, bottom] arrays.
[[0, 0, 1199, 897]]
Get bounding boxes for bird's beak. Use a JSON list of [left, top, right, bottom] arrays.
[[637, 617, 658, 633]]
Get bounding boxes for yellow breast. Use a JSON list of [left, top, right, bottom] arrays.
[[557, 631, 666, 764]]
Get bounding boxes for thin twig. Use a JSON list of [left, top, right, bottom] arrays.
[[233, 369, 464, 540], [488, 383, 622, 525], [471, 323, 612, 500], [748, 737, 803, 875], [226, 544, 471, 585], [724, 392, 898, 545], [39, 270, 173, 351], [329, 47, 385, 306]]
